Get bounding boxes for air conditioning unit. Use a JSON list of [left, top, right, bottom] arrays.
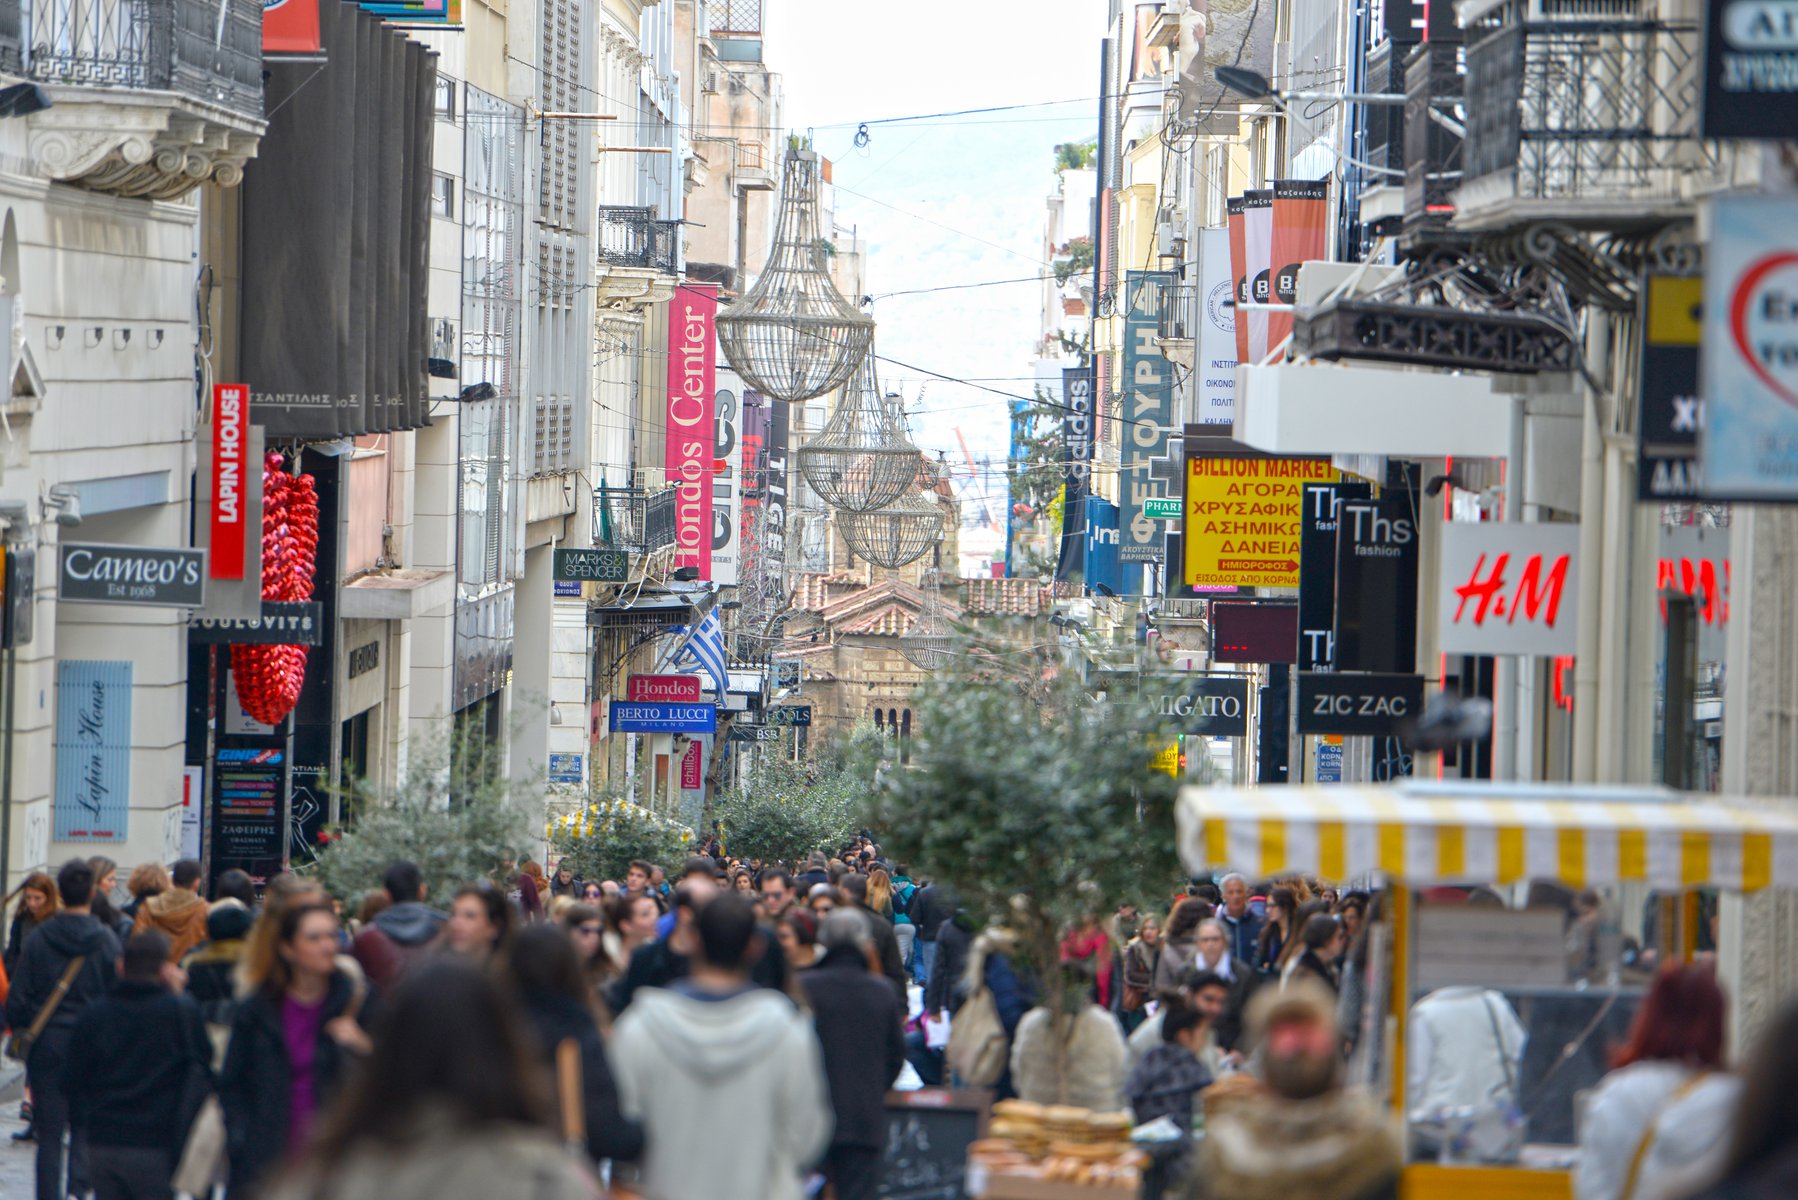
[[704, 70, 719, 93], [1156, 210, 1187, 260]]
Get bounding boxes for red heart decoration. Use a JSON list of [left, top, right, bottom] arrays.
[[232, 454, 319, 726], [1728, 250, 1798, 411]]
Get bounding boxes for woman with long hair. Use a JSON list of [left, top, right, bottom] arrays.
[[1254, 886, 1299, 978], [446, 884, 515, 960], [866, 867, 894, 923], [1687, 995, 1798, 1199], [1152, 896, 1213, 998], [3, 872, 58, 978], [220, 901, 372, 1196], [123, 862, 170, 921], [264, 959, 599, 1200], [1281, 913, 1345, 993], [777, 910, 820, 970], [504, 925, 642, 1165], [237, 875, 328, 998], [1278, 899, 1331, 973], [1574, 964, 1739, 1200], [559, 903, 617, 991], [1120, 913, 1161, 1030], [86, 856, 132, 941]]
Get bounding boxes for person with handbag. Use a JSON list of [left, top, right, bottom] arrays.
[[63, 930, 214, 1200], [1120, 914, 1162, 1031], [219, 900, 372, 1198], [5, 858, 122, 1200]]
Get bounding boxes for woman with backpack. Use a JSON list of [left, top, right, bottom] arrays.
[[890, 866, 919, 974]]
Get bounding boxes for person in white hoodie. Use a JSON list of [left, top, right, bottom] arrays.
[[611, 891, 833, 1200]]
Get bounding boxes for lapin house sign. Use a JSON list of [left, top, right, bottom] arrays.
[[667, 283, 719, 580], [211, 384, 250, 580]]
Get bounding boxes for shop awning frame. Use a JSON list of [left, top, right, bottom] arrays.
[[1176, 782, 1798, 893]]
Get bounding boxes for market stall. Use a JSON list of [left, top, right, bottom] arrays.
[[1175, 781, 1798, 1200]]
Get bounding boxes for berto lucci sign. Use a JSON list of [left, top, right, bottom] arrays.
[[667, 283, 719, 579]]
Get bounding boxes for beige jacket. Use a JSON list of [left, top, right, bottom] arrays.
[[132, 888, 210, 961], [264, 1118, 600, 1200], [1010, 1004, 1128, 1113]]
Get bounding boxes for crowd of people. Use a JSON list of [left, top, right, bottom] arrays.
[[0, 846, 1793, 1200]]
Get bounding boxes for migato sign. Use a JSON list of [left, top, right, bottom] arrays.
[[1144, 675, 1249, 737]]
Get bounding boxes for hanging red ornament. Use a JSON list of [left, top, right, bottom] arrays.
[[232, 453, 318, 726]]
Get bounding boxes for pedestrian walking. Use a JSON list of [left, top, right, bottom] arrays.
[[87, 858, 134, 943], [130, 860, 211, 962], [219, 901, 371, 1197], [1127, 969, 1231, 1076], [841, 873, 905, 992], [1124, 1001, 1214, 1133], [181, 900, 256, 1053], [1574, 965, 1738, 1200], [1685, 995, 1798, 1200], [348, 861, 446, 990], [263, 959, 601, 1200], [910, 879, 958, 989], [64, 930, 214, 1200], [1281, 913, 1345, 994], [121, 864, 170, 925], [1153, 897, 1211, 999], [799, 911, 907, 1200], [443, 882, 514, 961], [1120, 913, 1160, 1030], [3, 871, 58, 979], [1404, 982, 1526, 1160], [1215, 873, 1263, 966], [610, 893, 832, 1200], [7, 859, 122, 1200], [506, 925, 643, 1166], [1253, 885, 1299, 978], [1010, 961, 1126, 1112]]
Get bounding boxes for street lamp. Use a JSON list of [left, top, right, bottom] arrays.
[[1214, 65, 1465, 138]]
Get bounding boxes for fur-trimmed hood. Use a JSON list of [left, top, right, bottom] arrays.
[[1193, 1086, 1401, 1200]]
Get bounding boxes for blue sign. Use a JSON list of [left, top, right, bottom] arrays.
[[1315, 738, 1344, 783], [1084, 496, 1121, 597], [553, 579, 581, 597], [547, 752, 583, 783], [54, 660, 133, 843], [609, 700, 717, 734], [1120, 271, 1176, 580]]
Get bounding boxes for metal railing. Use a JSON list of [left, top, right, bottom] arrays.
[[592, 484, 678, 555], [1462, 13, 1716, 211], [0, 0, 263, 118], [597, 205, 681, 275], [1157, 283, 1197, 341]]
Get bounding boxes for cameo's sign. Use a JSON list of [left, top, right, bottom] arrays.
[[61, 544, 206, 607]]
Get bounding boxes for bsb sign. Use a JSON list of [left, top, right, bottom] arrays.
[[1438, 523, 1581, 656]]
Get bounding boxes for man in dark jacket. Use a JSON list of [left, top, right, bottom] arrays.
[[6, 858, 122, 1200], [180, 899, 254, 1034], [349, 860, 445, 990], [793, 852, 830, 894], [910, 880, 959, 988], [65, 930, 214, 1200], [610, 878, 788, 1012], [840, 873, 905, 992], [923, 910, 974, 1018], [800, 912, 907, 1200]]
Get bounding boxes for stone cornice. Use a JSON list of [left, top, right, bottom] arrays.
[[25, 84, 265, 200]]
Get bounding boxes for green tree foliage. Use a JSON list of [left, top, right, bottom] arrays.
[[311, 729, 534, 904], [1055, 139, 1097, 172], [713, 726, 882, 865], [1052, 236, 1094, 287], [549, 799, 696, 883]]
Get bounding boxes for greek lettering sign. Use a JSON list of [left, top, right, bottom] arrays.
[[548, 753, 582, 784], [766, 705, 812, 727], [1702, 0, 1798, 138], [61, 544, 206, 608], [188, 601, 326, 646], [1146, 675, 1250, 737], [1701, 195, 1798, 499], [1297, 672, 1424, 735], [608, 701, 717, 734], [1121, 271, 1176, 576], [1638, 275, 1705, 501], [1439, 522, 1581, 656], [53, 660, 132, 843], [1183, 456, 1339, 588], [553, 548, 630, 582]]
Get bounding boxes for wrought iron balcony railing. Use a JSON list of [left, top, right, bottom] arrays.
[[597, 206, 681, 275], [0, 0, 263, 119], [1157, 284, 1197, 342], [592, 485, 678, 555], [1457, 4, 1718, 228]]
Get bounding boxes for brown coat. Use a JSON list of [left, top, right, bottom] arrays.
[[131, 888, 210, 961]]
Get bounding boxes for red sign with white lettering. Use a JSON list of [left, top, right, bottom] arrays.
[[680, 740, 702, 790], [1438, 523, 1581, 656], [627, 674, 702, 703], [210, 384, 250, 580]]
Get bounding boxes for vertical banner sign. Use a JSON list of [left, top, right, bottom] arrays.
[[1056, 367, 1095, 581], [1637, 276, 1704, 501], [53, 660, 133, 843], [1701, 195, 1798, 500], [1298, 480, 1371, 671], [1227, 197, 1250, 367], [1334, 487, 1420, 673], [1243, 190, 1274, 367], [1269, 180, 1329, 354], [1121, 271, 1175, 583], [1198, 227, 1238, 425], [211, 384, 250, 580], [1084, 497, 1122, 595], [1702, 0, 1798, 139], [764, 390, 791, 586], [739, 389, 769, 592], [712, 368, 743, 586], [667, 283, 719, 580]]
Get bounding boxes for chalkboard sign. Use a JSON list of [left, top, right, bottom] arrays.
[[879, 1089, 989, 1200]]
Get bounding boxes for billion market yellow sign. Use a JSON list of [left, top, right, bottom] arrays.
[[1183, 457, 1338, 588]]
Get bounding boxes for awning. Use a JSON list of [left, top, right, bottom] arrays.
[[1176, 783, 1798, 893]]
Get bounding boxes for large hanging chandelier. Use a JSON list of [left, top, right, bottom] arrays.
[[717, 145, 874, 403], [797, 352, 920, 514], [839, 485, 943, 569], [899, 587, 954, 670]]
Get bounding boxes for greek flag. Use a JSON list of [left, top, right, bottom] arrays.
[[673, 605, 729, 699]]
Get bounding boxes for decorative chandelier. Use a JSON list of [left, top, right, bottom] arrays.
[[797, 352, 920, 514], [898, 588, 954, 670], [839, 484, 943, 569], [716, 145, 873, 403]]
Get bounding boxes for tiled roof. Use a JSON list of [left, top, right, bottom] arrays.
[[841, 604, 916, 637], [789, 570, 866, 612], [957, 576, 1056, 616]]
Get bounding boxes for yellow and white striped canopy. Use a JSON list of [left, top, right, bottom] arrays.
[[1177, 783, 1798, 893]]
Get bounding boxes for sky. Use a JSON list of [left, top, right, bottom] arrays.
[[764, 0, 1104, 519]]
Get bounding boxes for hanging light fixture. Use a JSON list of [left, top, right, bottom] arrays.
[[716, 144, 874, 403], [797, 352, 920, 514], [899, 587, 954, 670], [839, 485, 943, 569]]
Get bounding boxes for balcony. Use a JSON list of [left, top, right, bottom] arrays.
[[598, 205, 680, 274], [592, 485, 677, 556], [1453, 1, 1719, 231], [1156, 282, 1196, 369], [0, 0, 265, 198]]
